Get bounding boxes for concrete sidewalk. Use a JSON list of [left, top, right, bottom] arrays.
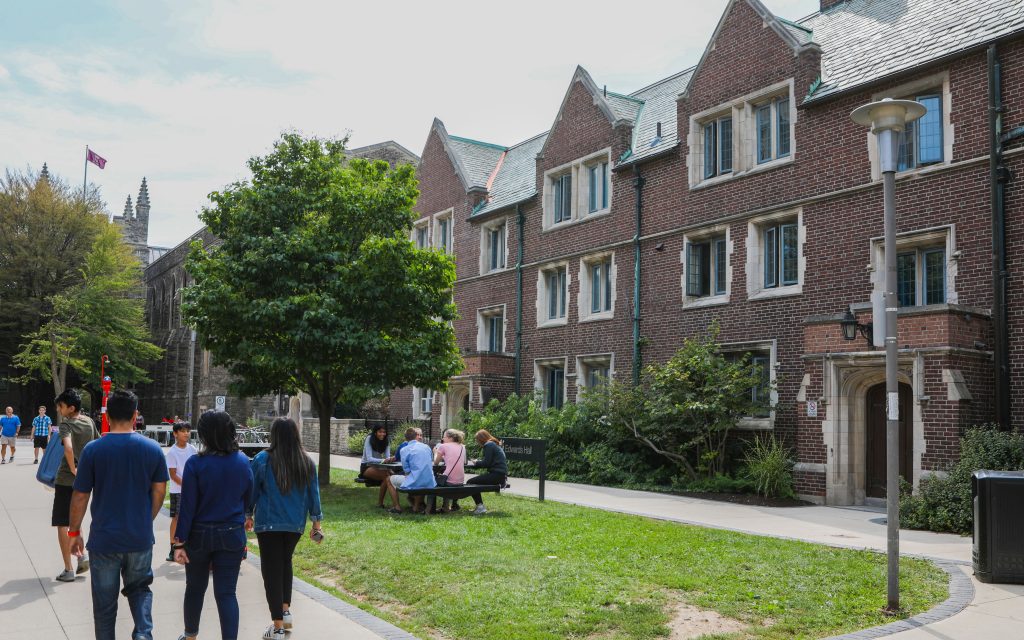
[[0, 437, 395, 640], [330, 453, 1024, 640]]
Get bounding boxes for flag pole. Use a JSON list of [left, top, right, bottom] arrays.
[[83, 145, 89, 206]]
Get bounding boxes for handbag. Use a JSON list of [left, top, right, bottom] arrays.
[[36, 434, 64, 488]]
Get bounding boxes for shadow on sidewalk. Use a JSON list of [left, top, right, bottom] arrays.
[[0, 578, 54, 611]]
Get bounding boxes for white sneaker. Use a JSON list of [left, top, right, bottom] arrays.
[[262, 625, 286, 638], [473, 504, 488, 515], [282, 610, 293, 629]]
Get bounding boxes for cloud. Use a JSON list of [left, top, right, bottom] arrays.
[[0, 63, 9, 82]]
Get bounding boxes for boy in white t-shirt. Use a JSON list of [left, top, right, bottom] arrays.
[[164, 422, 197, 561]]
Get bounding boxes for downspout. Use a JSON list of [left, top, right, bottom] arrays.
[[514, 203, 524, 395], [632, 165, 646, 385], [989, 45, 1012, 428]]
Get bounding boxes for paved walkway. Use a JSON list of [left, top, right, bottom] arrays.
[[0, 437, 397, 640], [330, 453, 1024, 639]]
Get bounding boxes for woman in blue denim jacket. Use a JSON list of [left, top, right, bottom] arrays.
[[173, 411, 254, 640], [247, 418, 323, 639]]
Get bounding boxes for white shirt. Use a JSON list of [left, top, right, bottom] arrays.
[[165, 442, 198, 494]]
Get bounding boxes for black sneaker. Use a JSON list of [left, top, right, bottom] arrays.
[[166, 549, 175, 562]]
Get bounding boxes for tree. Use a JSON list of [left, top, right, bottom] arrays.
[[0, 169, 105, 369], [594, 326, 771, 481], [184, 133, 462, 485], [13, 221, 164, 395]]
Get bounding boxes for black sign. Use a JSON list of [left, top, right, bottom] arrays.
[[501, 437, 546, 463]]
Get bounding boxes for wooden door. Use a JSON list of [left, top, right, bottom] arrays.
[[865, 382, 912, 498]]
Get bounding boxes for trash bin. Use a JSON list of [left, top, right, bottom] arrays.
[[972, 470, 1024, 584]]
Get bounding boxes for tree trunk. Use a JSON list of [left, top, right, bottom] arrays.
[[317, 397, 333, 486]]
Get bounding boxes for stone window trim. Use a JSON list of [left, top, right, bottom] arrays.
[[867, 225, 958, 346], [577, 251, 617, 323], [476, 304, 507, 354], [535, 261, 571, 328], [411, 217, 431, 249], [479, 217, 509, 275], [412, 387, 435, 420], [867, 71, 953, 182], [432, 208, 454, 255], [689, 79, 796, 190], [720, 339, 778, 430], [541, 148, 614, 231], [533, 357, 568, 410], [681, 225, 732, 309], [576, 353, 614, 393], [745, 208, 805, 301]]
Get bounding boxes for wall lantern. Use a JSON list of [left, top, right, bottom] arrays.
[[840, 308, 873, 345]]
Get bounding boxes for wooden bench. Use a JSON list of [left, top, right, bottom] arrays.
[[398, 485, 502, 501]]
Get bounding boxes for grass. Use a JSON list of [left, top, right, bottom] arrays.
[[257, 469, 947, 640]]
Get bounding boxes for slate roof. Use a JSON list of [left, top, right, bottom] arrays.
[[803, 0, 1024, 102], [605, 92, 645, 122], [620, 67, 695, 166], [470, 132, 548, 218], [446, 136, 507, 190]]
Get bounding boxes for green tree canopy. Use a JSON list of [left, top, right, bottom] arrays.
[[184, 133, 462, 484], [13, 220, 163, 395]]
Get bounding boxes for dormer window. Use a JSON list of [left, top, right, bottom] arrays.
[[543, 149, 612, 229]]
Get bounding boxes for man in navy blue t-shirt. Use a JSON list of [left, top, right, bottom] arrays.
[[69, 390, 168, 640]]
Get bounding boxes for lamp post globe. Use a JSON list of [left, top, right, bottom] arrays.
[[850, 97, 926, 613]]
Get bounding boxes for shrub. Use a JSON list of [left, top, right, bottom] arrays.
[[347, 430, 369, 456], [742, 435, 795, 498], [901, 425, 1024, 535]]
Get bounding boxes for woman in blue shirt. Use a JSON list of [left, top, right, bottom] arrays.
[[247, 418, 323, 638], [173, 411, 254, 640]]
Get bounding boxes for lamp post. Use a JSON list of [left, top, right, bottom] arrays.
[[850, 98, 926, 612], [99, 355, 111, 434]]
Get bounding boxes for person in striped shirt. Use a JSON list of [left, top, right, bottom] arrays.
[[33, 405, 52, 464]]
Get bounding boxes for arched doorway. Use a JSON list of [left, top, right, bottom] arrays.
[[865, 381, 913, 498]]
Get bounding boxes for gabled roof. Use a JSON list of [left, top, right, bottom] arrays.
[[538, 66, 636, 159], [424, 118, 504, 193], [803, 0, 1024, 103], [348, 140, 420, 165], [470, 132, 548, 218], [680, 0, 821, 101]]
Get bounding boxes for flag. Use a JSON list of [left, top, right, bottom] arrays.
[[86, 148, 107, 169]]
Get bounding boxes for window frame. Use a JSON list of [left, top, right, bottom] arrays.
[[476, 305, 506, 353], [579, 252, 615, 321], [431, 208, 454, 255], [479, 218, 508, 275], [534, 358, 568, 410], [682, 227, 731, 308], [537, 262, 570, 327], [868, 72, 952, 180], [576, 354, 614, 394], [413, 387, 434, 419], [721, 340, 777, 429], [542, 148, 613, 230], [746, 209, 804, 301], [896, 246, 947, 307]]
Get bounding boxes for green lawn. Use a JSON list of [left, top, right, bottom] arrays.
[[260, 469, 947, 640]]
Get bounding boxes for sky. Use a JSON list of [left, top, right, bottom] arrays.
[[0, 0, 821, 249]]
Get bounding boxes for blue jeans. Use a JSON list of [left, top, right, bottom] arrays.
[[183, 522, 246, 640], [90, 549, 154, 640]]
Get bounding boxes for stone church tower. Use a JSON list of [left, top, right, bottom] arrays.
[[113, 178, 156, 266]]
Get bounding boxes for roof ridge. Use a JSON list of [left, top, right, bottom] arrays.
[[628, 65, 697, 97], [448, 135, 507, 151], [506, 131, 548, 150], [776, 16, 813, 33]]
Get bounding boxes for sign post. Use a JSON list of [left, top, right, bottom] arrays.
[[215, 396, 226, 412], [500, 437, 547, 501]]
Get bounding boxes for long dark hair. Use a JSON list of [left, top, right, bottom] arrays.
[[368, 425, 389, 455], [268, 417, 314, 494], [197, 411, 239, 455]]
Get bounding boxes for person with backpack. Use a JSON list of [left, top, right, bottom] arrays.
[[53, 389, 100, 582], [67, 389, 168, 640], [247, 418, 323, 638], [173, 411, 254, 640]]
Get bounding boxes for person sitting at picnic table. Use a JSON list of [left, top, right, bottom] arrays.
[[461, 429, 508, 515], [384, 427, 435, 514], [360, 425, 392, 508], [430, 429, 466, 513], [393, 426, 422, 462]]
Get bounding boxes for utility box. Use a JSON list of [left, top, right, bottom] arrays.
[[973, 470, 1024, 584]]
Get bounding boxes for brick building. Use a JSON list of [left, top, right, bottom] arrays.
[[136, 141, 419, 424], [392, 0, 1024, 505]]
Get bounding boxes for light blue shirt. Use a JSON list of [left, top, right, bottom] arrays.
[[399, 440, 436, 490]]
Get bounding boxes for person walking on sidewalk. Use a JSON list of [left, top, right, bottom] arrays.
[[68, 389, 169, 640], [53, 389, 100, 582], [247, 417, 323, 639], [32, 405, 52, 464], [173, 411, 254, 640], [0, 406, 21, 463], [165, 422, 197, 562]]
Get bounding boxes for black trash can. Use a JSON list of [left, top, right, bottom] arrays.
[[973, 470, 1024, 584]]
